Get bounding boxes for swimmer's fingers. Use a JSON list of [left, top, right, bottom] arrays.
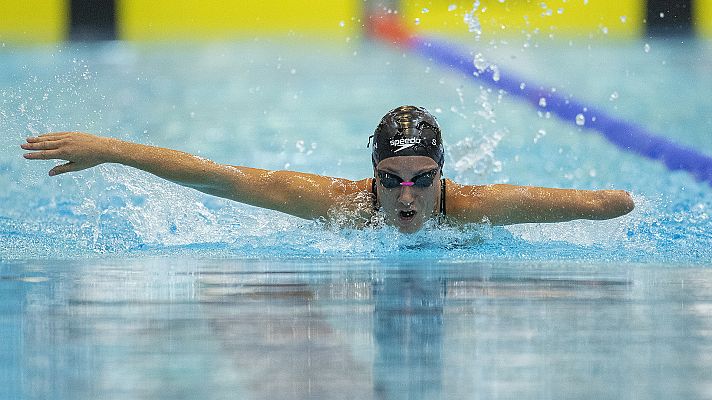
[[26, 132, 72, 142], [22, 149, 64, 160], [20, 140, 62, 151], [49, 162, 83, 176], [38, 131, 73, 138]]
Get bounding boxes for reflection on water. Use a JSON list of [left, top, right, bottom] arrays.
[[1, 259, 711, 399], [373, 269, 445, 400]]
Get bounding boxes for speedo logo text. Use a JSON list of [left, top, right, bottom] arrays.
[[390, 137, 421, 153]]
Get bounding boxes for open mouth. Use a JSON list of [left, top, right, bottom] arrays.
[[399, 210, 417, 221]]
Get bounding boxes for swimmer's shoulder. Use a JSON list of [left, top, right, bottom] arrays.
[[443, 180, 498, 222], [324, 176, 373, 197]]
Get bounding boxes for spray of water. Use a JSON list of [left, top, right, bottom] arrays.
[[463, 1, 483, 40]]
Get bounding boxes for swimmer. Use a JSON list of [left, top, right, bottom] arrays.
[[21, 105, 634, 233]]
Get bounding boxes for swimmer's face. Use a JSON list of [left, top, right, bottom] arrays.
[[375, 156, 441, 233]]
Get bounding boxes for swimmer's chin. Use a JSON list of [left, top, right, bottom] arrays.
[[391, 217, 427, 234]]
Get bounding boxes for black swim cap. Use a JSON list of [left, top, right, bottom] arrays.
[[369, 106, 444, 169]]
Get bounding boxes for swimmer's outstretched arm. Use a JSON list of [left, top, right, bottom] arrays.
[[447, 182, 634, 225], [21, 132, 370, 220]]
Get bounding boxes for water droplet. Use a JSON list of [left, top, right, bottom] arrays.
[[659, 12, 665, 18], [520, 82, 526, 90], [472, 52, 487, 73], [290, 68, 297, 74], [422, 7, 430, 13], [575, 113, 586, 126], [609, 91, 619, 101], [558, 8, 564, 14], [644, 43, 651, 53], [601, 26, 608, 34], [539, 97, 547, 107], [339, 20, 345, 27], [491, 66, 500, 82], [296, 140, 306, 152], [464, 1, 482, 38], [620, 15, 627, 23], [448, 4, 457, 11], [414, 18, 421, 25]]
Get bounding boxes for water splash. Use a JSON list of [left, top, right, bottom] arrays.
[[463, 1, 482, 40], [575, 113, 586, 126], [472, 52, 487, 74], [450, 133, 504, 181]]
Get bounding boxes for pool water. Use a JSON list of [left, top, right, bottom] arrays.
[[1, 36, 711, 398], [2, 259, 712, 399], [1, 38, 711, 262]]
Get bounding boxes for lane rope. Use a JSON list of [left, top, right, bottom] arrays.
[[367, 15, 712, 185]]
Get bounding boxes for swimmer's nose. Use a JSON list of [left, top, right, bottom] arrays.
[[398, 185, 416, 206]]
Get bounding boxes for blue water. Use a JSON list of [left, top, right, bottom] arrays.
[[2, 259, 712, 399], [1, 38, 711, 262], [1, 37, 712, 399]]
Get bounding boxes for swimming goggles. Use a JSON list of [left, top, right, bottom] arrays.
[[377, 169, 438, 189]]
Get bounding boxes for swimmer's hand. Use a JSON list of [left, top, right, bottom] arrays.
[[21, 132, 115, 176]]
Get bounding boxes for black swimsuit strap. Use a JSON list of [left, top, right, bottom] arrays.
[[440, 178, 446, 217], [371, 177, 378, 211], [371, 177, 447, 217]]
